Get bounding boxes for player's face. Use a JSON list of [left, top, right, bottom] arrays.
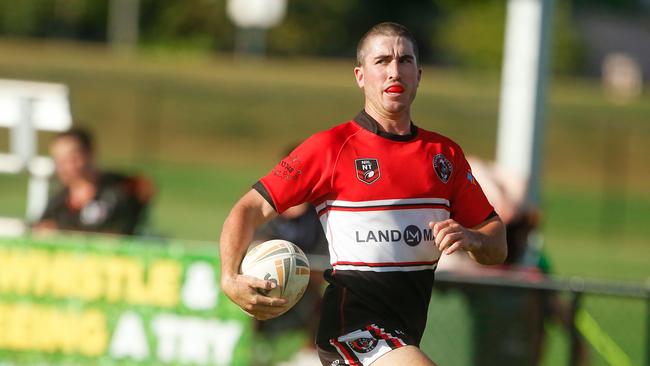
[[354, 35, 421, 119], [50, 137, 92, 185]]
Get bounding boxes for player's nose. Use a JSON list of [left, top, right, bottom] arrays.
[[387, 60, 401, 79]]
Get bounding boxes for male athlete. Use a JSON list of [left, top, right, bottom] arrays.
[[220, 22, 507, 366]]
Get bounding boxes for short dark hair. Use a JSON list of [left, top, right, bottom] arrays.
[[54, 128, 94, 154], [356, 22, 420, 66]]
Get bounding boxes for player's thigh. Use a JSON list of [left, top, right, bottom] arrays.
[[372, 345, 437, 366]]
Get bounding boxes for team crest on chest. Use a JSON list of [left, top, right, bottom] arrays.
[[355, 158, 381, 184], [433, 154, 453, 183]]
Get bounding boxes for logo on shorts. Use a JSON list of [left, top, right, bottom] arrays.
[[347, 337, 378, 354], [433, 154, 453, 183], [355, 158, 381, 184]]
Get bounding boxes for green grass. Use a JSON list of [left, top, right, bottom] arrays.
[[0, 39, 647, 275]]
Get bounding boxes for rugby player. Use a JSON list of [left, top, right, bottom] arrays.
[[220, 22, 507, 366]]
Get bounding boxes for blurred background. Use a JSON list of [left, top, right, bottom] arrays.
[[0, 0, 648, 365]]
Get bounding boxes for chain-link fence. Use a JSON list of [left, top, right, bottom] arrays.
[[423, 271, 649, 366]]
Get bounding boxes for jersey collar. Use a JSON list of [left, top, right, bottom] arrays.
[[353, 110, 419, 142]]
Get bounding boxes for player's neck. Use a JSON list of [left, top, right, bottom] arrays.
[[364, 106, 412, 135]]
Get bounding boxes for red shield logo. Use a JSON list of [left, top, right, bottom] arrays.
[[433, 154, 453, 184], [355, 158, 380, 184]]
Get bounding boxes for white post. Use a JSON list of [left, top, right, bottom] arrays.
[[10, 98, 36, 167], [108, 0, 141, 52], [0, 79, 72, 224], [496, 0, 554, 206], [26, 157, 56, 222]]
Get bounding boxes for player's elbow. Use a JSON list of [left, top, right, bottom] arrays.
[[474, 228, 507, 265], [494, 240, 508, 264], [488, 228, 508, 265]]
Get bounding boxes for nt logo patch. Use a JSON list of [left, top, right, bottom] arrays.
[[355, 158, 381, 184]]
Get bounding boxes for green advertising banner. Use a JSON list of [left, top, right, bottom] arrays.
[[0, 235, 253, 366]]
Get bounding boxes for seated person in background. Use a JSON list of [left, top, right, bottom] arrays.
[[34, 128, 153, 235]]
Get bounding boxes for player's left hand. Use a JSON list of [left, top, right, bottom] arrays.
[[429, 219, 480, 255]]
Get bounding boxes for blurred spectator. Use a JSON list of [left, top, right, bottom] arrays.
[[33, 128, 154, 235], [437, 157, 587, 366]]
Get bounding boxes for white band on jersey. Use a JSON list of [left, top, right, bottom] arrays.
[[317, 197, 450, 272]]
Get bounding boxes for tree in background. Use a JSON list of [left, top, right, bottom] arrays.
[[6, 0, 649, 75], [436, 0, 585, 74], [267, 0, 440, 62]]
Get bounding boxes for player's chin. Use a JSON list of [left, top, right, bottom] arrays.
[[382, 101, 408, 114]]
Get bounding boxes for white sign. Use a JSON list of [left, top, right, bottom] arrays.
[[0, 79, 72, 131]]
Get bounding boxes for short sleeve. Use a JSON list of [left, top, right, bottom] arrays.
[[257, 133, 335, 213], [449, 148, 495, 228]]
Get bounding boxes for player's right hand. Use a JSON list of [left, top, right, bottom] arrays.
[[221, 273, 288, 320]]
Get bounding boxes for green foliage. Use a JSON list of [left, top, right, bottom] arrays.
[[0, 0, 107, 40], [436, 0, 585, 73], [0, 0, 49, 36], [139, 0, 235, 50], [0, 0, 593, 73], [436, 1, 506, 69], [268, 0, 439, 59]]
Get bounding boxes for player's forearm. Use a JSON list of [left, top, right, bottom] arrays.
[[467, 217, 507, 265], [220, 208, 255, 284], [219, 190, 277, 285]]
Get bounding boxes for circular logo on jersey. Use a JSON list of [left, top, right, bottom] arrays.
[[403, 225, 422, 246], [433, 154, 453, 184], [355, 158, 381, 184], [347, 337, 378, 354]]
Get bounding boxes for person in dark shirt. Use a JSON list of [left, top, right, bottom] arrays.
[[34, 128, 153, 235]]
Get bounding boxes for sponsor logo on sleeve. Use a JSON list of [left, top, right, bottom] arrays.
[[433, 154, 453, 184], [355, 158, 381, 184], [273, 155, 303, 181]]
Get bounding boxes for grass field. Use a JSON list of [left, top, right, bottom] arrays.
[[0, 39, 647, 365], [0, 39, 647, 279]]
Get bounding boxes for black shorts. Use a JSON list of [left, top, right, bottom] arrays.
[[317, 324, 410, 366]]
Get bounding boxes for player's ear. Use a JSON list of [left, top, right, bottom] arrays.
[[354, 66, 364, 88]]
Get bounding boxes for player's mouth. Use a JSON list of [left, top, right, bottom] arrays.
[[384, 84, 405, 95]]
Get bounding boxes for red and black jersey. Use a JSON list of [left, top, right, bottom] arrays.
[[255, 110, 495, 346]]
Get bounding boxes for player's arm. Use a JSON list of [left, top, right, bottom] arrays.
[[219, 189, 288, 319], [430, 215, 507, 265]]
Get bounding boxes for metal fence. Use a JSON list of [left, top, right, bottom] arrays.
[[423, 271, 649, 366], [306, 254, 649, 365]]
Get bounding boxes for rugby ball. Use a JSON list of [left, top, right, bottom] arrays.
[[240, 239, 310, 312]]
